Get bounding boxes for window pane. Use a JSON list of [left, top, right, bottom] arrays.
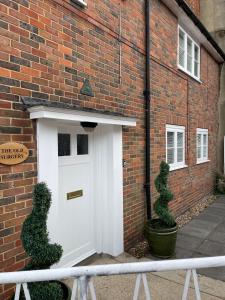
[[167, 132, 174, 148], [194, 45, 199, 61], [177, 132, 183, 147], [179, 30, 185, 49], [167, 148, 174, 164], [187, 38, 193, 73], [177, 148, 183, 162], [194, 61, 199, 77], [203, 134, 207, 146], [77, 134, 88, 155], [197, 147, 201, 159], [197, 134, 201, 148], [58, 134, 71, 156], [179, 30, 185, 67], [203, 146, 207, 158], [179, 48, 185, 67], [167, 131, 174, 164], [187, 55, 192, 72], [187, 38, 192, 55]]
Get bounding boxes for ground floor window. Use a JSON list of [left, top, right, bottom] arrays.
[[197, 128, 208, 164], [166, 124, 185, 171]]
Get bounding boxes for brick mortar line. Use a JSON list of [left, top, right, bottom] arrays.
[[51, 0, 146, 54]]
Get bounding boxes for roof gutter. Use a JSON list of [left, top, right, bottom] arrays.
[[175, 0, 225, 62]]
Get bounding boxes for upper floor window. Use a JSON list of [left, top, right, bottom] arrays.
[[178, 26, 200, 80], [197, 128, 208, 164], [166, 125, 186, 171]]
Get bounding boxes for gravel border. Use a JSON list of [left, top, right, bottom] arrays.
[[175, 194, 217, 228]]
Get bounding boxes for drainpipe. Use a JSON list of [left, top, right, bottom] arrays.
[[144, 0, 151, 220]]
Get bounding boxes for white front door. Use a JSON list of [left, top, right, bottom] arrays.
[[37, 119, 125, 267], [57, 125, 96, 266]]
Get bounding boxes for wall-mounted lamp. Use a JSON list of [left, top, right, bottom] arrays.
[[80, 122, 98, 132], [71, 0, 87, 8]]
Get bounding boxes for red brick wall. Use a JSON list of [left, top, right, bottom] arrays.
[[150, 0, 219, 215], [0, 0, 220, 298], [0, 0, 146, 298], [185, 0, 200, 16]]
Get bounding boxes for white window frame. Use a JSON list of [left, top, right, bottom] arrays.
[[196, 128, 209, 164], [166, 125, 186, 171], [178, 26, 200, 81]]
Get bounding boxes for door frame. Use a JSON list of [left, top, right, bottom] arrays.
[[36, 117, 126, 266]]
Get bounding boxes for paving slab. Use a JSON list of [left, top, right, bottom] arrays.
[[199, 266, 225, 282], [209, 202, 225, 209], [65, 254, 225, 299], [64, 196, 225, 298], [213, 196, 225, 203], [193, 211, 224, 224], [179, 219, 218, 239], [197, 240, 225, 256], [208, 226, 225, 243], [176, 233, 203, 251], [201, 206, 225, 217], [175, 247, 193, 259], [176, 195, 225, 282]]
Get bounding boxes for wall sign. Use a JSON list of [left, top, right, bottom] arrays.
[[0, 142, 29, 165], [67, 190, 83, 200], [80, 79, 94, 97]]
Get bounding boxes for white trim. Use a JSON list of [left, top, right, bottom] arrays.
[[28, 106, 136, 127], [166, 124, 186, 171], [178, 25, 200, 81], [166, 124, 185, 131], [196, 160, 210, 165], [93, 125, 124, 256], [196, 128, 208, 164], [169, 164, 188, 171], [36, 119, 124, 266]]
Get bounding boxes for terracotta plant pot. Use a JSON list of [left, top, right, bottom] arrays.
[[144, 219, 178, 258]]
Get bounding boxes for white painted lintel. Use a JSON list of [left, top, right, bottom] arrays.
[[28, 106, 136, 127]]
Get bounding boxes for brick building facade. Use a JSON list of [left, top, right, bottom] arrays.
[[0, 0, 224, 298]]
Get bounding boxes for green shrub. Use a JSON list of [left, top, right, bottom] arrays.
[[153, 161, 175, 227], [20, 182, 64, 300]]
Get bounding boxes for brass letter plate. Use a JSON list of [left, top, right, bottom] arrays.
[[67, 190, 83, 200]]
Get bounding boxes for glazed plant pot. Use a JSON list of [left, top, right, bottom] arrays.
[[59, 281, 72, 300], [144, 219, 178, 258]]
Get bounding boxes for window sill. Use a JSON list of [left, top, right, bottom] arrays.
[[177, 66, 202, 84], [196, 159, 210, 165], [169, 164, 188, 172]]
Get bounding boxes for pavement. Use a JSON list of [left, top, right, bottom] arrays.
[[65, 253, 225, 299], [65, 195, 225, 299], [176, 195, 225, 281]]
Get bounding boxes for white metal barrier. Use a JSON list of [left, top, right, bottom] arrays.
[[1, 256, 225, 300]]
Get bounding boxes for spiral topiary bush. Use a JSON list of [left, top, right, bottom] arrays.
[[153, 161, 175, 227], [20, 182, 64, 300]]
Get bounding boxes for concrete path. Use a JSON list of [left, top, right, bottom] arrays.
[[65, 253, 225, 299], [176, 195, 225, 281], [65, 196, 225, 299]]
